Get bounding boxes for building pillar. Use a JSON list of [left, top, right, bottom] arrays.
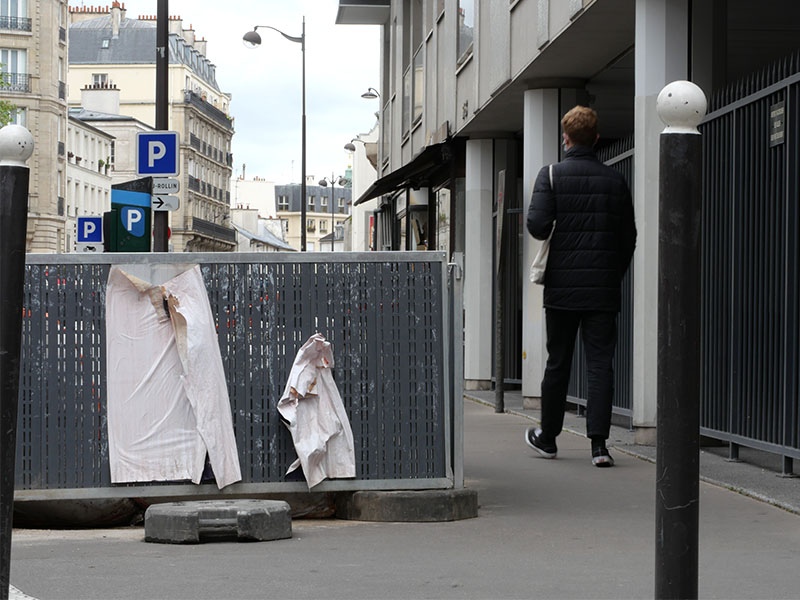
[[463, 139, 494, 389], [521, 89, 560, 403], [633, 0, 689, 444]]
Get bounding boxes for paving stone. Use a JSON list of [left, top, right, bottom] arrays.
[[335, 489, 478, 522], [144, 499, 292, 544]]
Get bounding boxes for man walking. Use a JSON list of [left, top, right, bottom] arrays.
[[525, 106, 636, 467]]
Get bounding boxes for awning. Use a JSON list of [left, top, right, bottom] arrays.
[[354, 141, 455, 206], [335, 0, 390, 25]]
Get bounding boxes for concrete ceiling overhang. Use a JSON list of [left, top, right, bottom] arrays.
[[336, 0, 390, 25], [460, 0, 634, 138]]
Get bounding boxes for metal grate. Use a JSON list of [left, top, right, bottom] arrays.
[[17, 253, 452, 496]]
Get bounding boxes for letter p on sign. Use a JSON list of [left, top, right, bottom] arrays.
[[136, 131, 180, 176]]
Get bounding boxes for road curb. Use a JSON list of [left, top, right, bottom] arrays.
[[335, 489, 478, 522]]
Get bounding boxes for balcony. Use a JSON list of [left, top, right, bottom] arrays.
[[59, 26, 66, 42], [190, 133, 202, 151], [57, 141, 65, 156], [0, 16, 32, 32], [57, 197, 64, 216], [183, 90, 233, 131], [192, 217, 236, 243], [58, 81, 66, 100], [188, 175, 200, 192], [2, 73, 30, 93]]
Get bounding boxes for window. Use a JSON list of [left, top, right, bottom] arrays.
[[9, 106, 25, 126], [413, 48, 423, 123], [1, 0, 26, 19], [278, 195, 289, 211], [92, 73, 107, 86], [320, 220, 328, 233], [457, 0, 475, 61], [338, 197, 345, 208], [1, 48, 25, 73], [110, 140, 115, 167], [307, 218, 315, 231], [101, 39, 110, 49], [321, 195, 328, 207], [308, 195, 315, 210]]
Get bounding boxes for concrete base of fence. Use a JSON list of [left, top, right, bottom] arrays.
[[335, 489, 478, 522], [144, 499, 292, 544]]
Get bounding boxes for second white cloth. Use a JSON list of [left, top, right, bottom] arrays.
[[277, 334, 355, 488]]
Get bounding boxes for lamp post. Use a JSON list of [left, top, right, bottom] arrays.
[[318, 174, 348, 251], [243, 18, 307, 251], [360, 87, 380, 100]]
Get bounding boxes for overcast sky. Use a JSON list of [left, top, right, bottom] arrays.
[[119, 0, 381, 184]]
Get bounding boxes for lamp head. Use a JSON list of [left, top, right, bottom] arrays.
[[361, 88, 379, 99], [344, 142, 356, 152], [242, 29, 262, 49], [337, 177, 349, 187], [318, 179, 328, 187]]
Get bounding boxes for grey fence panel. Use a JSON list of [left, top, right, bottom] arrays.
[[17, 253, 451, 497], [567, 138, 635, 419], [700, 54, 800, 464]]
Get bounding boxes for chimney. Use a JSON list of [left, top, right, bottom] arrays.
[[169, 15, 183, 36], [111, 1, 122, 37], [195, 37, 207, 57], [81, 82, 121, 115], [183, 24, 195, 47]]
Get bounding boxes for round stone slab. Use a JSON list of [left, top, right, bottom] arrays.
[[144, 499, 292, 544]]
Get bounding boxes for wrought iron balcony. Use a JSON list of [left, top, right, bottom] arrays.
[[58, 141, 65, 156], [183, 90, 233, 131], [2, 73, 30, 93], [0, 16, 32, 31], [59, 26, 66, 42], [59, 81, 66, 100]]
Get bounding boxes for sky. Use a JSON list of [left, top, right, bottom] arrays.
[[113, 0, 381, 184]]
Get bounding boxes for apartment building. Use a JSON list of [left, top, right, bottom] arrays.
[[67, 2, 235, 251], [0, 0, 69, 252], [275, 181, 352, 252]]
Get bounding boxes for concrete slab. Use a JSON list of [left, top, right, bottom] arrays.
[[335, 489, 478, 522], [144, 499, 291, 544]]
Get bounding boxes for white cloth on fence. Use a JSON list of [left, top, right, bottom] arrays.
[[277, 333, 355, 488], [105, 265, 242, 489]]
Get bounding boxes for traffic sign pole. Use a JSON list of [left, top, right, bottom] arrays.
[[154, 0, 170, 252]]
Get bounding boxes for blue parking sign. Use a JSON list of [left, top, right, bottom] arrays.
[[136, 131, 180, 176], [77, 216, 103, 243]]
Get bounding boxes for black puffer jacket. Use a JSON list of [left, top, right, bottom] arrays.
[[527, 145, 636, 312]]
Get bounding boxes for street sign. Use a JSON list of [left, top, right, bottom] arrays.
[[152, 177, 180, 194], [152, 194, 180, 211], [109, 187, 152, 252], [136, 131, 180, 176], [77, 216, 103, 244]]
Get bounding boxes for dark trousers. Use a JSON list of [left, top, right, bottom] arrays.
[[540, 309, 617, 441]]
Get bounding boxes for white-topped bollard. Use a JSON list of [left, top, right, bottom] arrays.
[[654, 81, 707, 600], [0, 123, 33, 600]]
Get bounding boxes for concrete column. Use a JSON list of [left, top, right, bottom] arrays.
[[633, 0, 689, 443], [521, 89, 559, 403], [463, 138, 494, 389]]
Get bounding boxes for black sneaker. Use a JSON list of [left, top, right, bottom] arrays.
[[525, 427, 557, 458], [591, 440, 615, 467]]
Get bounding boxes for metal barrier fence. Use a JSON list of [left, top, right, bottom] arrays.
[[16, 252, 462, 500], [700, 55, 800, 473], [567, 136, 635, 421]]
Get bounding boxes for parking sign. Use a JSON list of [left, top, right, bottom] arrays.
[[136, 131, 180, 176], [77, 216, 103, 243]]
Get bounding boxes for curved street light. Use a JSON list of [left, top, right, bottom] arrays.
[[318, 174, 349, 251], [243, 19, 307, 251], [344, 137, 365, 152], [361, 87, 380, 99]]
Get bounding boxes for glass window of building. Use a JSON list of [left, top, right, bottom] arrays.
[[92, 73, 107, 86], [457, 0, 475, 61]]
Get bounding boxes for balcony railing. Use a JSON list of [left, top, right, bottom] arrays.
[[183, 90, 233, 131], [57, 197, 64, 216], [57, 141, 65, 156], [192, 217, 236, 243], [58, 81, 66, 100], [188, 175, 200, 192], [190, 133, 201, 151], [59, 26, 66, 42], [0, 16, 32, 31], [2, 73, 30, 93]]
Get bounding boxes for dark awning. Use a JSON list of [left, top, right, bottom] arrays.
[[354, 141, 455, 206], [335, 0, 390, 25]]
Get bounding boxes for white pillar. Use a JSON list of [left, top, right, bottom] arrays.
[[521, 89, 559, 402], [463, 139, 494, 388], [633, 0, 689, 443]]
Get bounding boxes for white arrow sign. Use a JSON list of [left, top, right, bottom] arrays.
[[152, 178, 180, 194], [152, 194, 180, 211]]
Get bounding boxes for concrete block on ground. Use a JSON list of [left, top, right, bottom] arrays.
[[144, 499, 292, 544], [335, 489, 478, 522]]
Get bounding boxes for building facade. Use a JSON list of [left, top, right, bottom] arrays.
[[338, 0, 800, 448], [0, 0, 69, 252], [67, 3, 235, 251], [65, 113, 112, 250], [275, 181, 352, 252]]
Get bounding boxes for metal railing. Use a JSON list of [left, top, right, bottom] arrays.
[[566, 136, 635, 420], [58, 81, 66, 100], [699, 52, 800, 473], [16, 252, 460, 499], [0, 16, 31, 31], [191, 217, 237, 243], [184, 91, 234, 131], [2, 73, 30, 93]]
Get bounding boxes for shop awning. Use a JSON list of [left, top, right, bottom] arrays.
[[354, 141, 455, 206]]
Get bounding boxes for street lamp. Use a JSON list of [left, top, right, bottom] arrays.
[[318, 174, 348, 251], [360, 87, 380, 99], [343, 137, 363, 152], [243, 19, 307, 251]]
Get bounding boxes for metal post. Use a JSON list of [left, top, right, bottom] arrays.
[[0, 125, 33, 600], [331, 176, 335, 251], [494, 170, 506, 413], [153, 0, 169, 251], [300, 17, 307, 252], [654, 81, 707, 600]]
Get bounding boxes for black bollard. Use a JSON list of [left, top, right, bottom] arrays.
[[0, 125, 33, 600], [654, 82, 706, 600]]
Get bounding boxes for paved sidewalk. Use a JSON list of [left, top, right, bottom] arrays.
[[8, 398, 800, 599]]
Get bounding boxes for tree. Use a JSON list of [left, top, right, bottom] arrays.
[[0, 66, 18, 126]]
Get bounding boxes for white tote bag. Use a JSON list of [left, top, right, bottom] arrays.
[[529, 164, 556, 284]]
